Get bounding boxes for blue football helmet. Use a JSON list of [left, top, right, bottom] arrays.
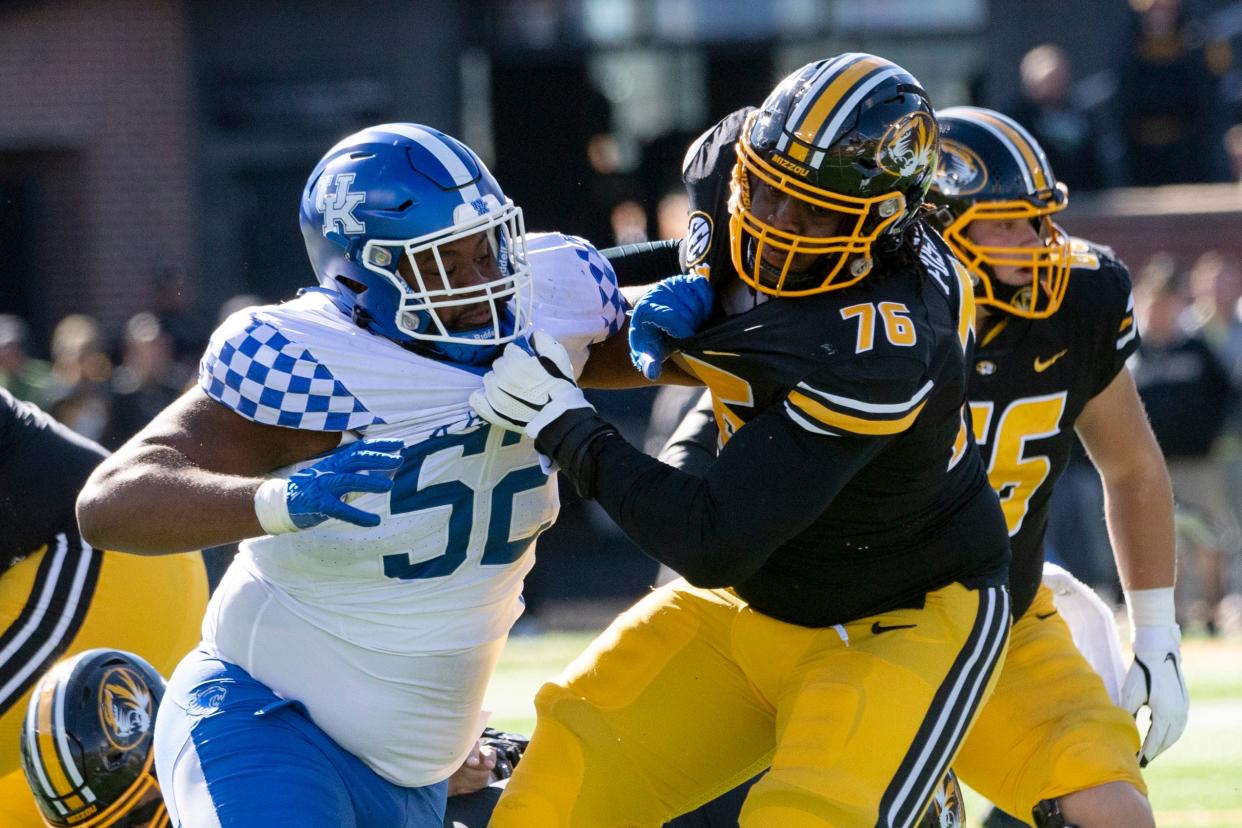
[[299, 123, 532, 364]]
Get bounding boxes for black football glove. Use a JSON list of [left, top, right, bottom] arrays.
[[480, 727, 530, 780]]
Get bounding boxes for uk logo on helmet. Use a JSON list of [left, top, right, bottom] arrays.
[[317, 172, 367, 236], [98, 665, 154, 751], [877, 111, 937, 178]]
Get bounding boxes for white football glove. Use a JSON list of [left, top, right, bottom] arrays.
[[1120, 623, 1189, 767], [469, 331, 594, 441]]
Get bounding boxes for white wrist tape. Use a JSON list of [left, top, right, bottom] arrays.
[[254, 478, 298, 535], [1124, 586, 1177, 631]]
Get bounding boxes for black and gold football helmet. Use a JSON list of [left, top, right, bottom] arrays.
[[928, 106, 1072, 318], [21, 649, 168, 828], [730, 52, 940, 296], [916, 768, 966, 827]]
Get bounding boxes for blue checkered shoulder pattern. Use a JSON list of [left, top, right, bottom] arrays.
[[566, 234, 626, 337], [200, 317, 386, 431]]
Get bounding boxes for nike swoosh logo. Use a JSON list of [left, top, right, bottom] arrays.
[[1033, 349, 1068, 372], [1034, 610, 1058, 620], [1167, 653, 1188, 701], [871, 621, 917, 634]]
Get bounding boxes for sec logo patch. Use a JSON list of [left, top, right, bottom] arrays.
[[685, 211, 713, 266]]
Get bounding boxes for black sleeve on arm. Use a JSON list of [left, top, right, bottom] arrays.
[[657, 388, 718, 476], [601, 239, 685, 288], [1, 390, 109, 559], [536, 404, 887, 587]]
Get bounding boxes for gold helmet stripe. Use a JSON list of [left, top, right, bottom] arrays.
[[82, 754, 160, 827], [25, 677, 70, 815], [30, 666, 91, 814], [807, 65, 907, 171], [783, 54, 893, 162], [960, 107, 1051, 192], [776, 53, 854, 155]]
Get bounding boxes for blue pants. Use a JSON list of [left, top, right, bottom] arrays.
[[154, 648, 448, 828]]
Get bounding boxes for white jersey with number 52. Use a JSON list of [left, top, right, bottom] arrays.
[[197, 232, 625, 653]]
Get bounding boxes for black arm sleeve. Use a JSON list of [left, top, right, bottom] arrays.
[[656, 389, 718, 476], [601, 239, 685, 287], [1, 389, 109, 564], [537, 404, 887, 587]]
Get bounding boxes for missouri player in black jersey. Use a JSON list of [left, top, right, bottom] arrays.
[[925, 107, 1178, 828], [0, 388, 207, 827], [471, 54, 1011, 827]]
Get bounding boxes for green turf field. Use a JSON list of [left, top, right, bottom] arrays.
[[484, 631, 1242, 827]]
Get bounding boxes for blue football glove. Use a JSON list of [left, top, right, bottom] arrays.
[[628, 274, 714, 380], [253, 438, 404, 534]]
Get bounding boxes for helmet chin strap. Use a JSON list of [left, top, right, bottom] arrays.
[[986, 272, 1037, 315], [425, 307, 516, 366], [430, 336, 501, 366]]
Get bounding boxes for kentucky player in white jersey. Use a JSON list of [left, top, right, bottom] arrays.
[[75, 123, 650, 827]]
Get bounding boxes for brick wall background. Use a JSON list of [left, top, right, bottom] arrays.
[[0, 0, 461, 348], [0, 0, 195, 340]]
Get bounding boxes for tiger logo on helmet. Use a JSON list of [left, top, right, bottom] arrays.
[[21, 649, 168, 828], [878, 111, 939, 178], [935, 139, 989, 197], [917, 768, 966, 827], [100, 666, 155, 751], [729, 53, 940, 296]]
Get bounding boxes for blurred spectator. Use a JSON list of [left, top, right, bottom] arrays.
[[1183, 251, 1242, 627], [638, 128, 705, 238], [100, 312, 186, 450], [1183, 250, 1242, 370], [610, 200, 648, 246], [0, 314, 55, 408], [1045, 442, 1117, 599], [148, 262, 209, 376], [216, 293, 264, 326], [1117, 0, 1232, 185], [585, 131, 645, 246], [655, 190, 690, 242], [1131, 257, 1239, 633], [1008, 44, 1109, 191], [1226, 122, 1242, 181], [46, 314, 113, 442]]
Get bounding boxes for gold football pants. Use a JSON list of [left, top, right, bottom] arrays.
[[0, 536, 207, 826], [954, 585, 1145, 824], [491, 579, 1010, 827]]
